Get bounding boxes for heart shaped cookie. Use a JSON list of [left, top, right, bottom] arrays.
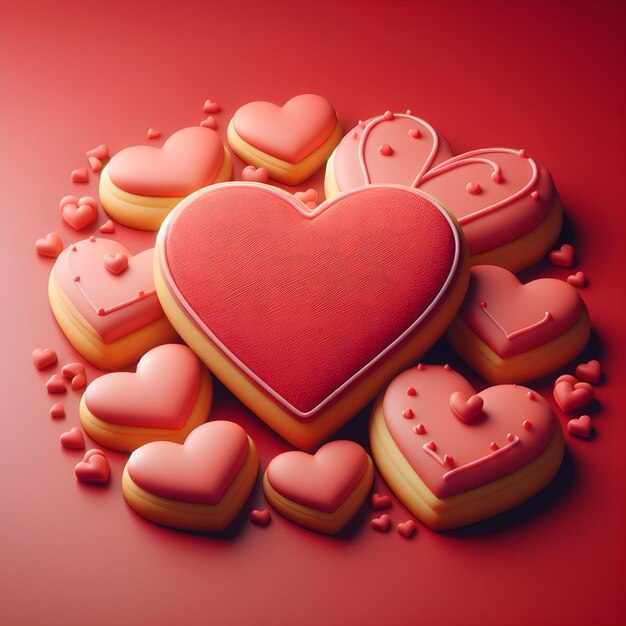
[[446, 265, 590, 383], [155, 183, 469, 449], [228, 94, 342, 184], [370, 364, 564, 530], [263, 440, 374, 534], [122, 420, 258, 531], [99, 126, 232, 230], [326, 112, 563, 271], [49, 237, 176, 370], [80, 344, 212, 452]]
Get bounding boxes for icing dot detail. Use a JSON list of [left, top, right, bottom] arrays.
[[138, 290, 145, 297], [74, 275, 80, 282], [383, 110, 394, 121], [426, 441, 437, 451], [480, 301, 487, 309], [417, 363, 425, 371], [97, 308, 105, 316], [490, 442, 499, 451], [443, 364, 451, 371], [413, 424, 426, 435], [491, 169, 504, 184], [518, 149, 528, 158], [379, 144, 394, 156], [444, 454, 455, 468], [351, 131, 358, 140], [523, 419, 532, 430], [409, 128, 421, 139], [406, 387, 416, 396], [507, 433, 515, 442], [71, 245, 77, 252], [358, 120, 366, 129], [531, 190, 541, 201], [89, 236, 96, 242], [527, 391, 535, 400], [405, 109, 412, 115], [402, 408, 414, 419], [466, 182, 482, 195]]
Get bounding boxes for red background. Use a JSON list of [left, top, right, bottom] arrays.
[[1, 1, 625, 624]]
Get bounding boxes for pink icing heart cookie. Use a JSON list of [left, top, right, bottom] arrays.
[[48, 237, 177, 370], [79, 344, 212, 452], [325, 112, 563, 272], [155, 182, 469, 450], [369, 364, 564, 530], [227, 94, 343, 185], [122, 420, 258, 531], [446, 265, 590, 383], [99, 127, 232, 230], [263, 440, 374, 534]]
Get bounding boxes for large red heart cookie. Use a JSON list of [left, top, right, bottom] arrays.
[[370, 364, 563, 529], [155, 183, 468, 448]]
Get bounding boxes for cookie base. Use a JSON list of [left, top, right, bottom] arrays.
[[122, 436, 259, 532], [369, 397, 564, 531], [262, 455, 374, 534]]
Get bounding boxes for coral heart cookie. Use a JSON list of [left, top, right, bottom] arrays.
[[155, 182, 469, 449], [263, 440, 374, 534], [99, 126, 232, 230], [446, 265, 590, 383], [79, 344, 212, 452], [122, 421, 258, 531], [227, 94, 342, 185], [48, 237, 176, 370], [369, 364, 564, 530], [325, 112, 563, 271]]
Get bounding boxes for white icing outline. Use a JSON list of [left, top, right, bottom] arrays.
[[158, 182, 461, 421]]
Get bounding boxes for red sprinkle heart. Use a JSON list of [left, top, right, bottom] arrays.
[[70, 373, 87, 390], [86, 144, 110, 160], [575, 360, 601, 385], [147, 128, 161, 139], [549, 243, 575, 267], [50, 402, 65, 419], [371, 514, 391, 532], [566, 271, 586, 288], [294, 188, 318, 209], [75, 450, 110, 484], [200, 116, 217, 130], [203, 99, 221, 114], [60, 195, 98, 231], [250, 509, 271, 526], [88, 156, 103, 173], [242, 166, 269, 183], [567, 415, 592, 439], [35, 232, 63, 258], [371, 493, 392, 510], [46, 374, 66, 394], [60, 427, 85, 450], [99, 219, 116, 234], [466, 182, 482, 195], [71, 167, 89, 183], [449, 391, 484, 423], [554, 374, 593, 391], [104, 252, 129, 275], [32, 347, 58, 370], [553, 380, 593, 413], [62, 362, 86, 380], [397, 520, 416, 538]]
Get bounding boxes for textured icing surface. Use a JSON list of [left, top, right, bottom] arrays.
[[107, 126, 225, 197], [383, 365, 556, 498], [162, 183, 458, 416], [127, 421, 249, 505], [84, 344, 202, 428], [266, 440, 369, 513], [232, 94, 337, 163], [52, 238, 163, 343], [461, 265, 584, 357]]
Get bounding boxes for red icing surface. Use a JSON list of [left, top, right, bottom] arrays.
[[52, 238, 164, 343], [107, 126, 225, 197], [266, 440, 369, 513], [383, 365, 556, 498], [460, 265, 584, 357], [162, 183, 458, 417], [127, 420, 249, 505], [84, 344, 202, 429], [232, 94, 337, 164]]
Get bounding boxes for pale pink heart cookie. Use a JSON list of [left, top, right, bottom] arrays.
[[75, 449, 110, 485], [369, 364, 564, 530], [122, 420, 259, 531], [79, 344, 212, 453], [60, 195, 98, 231], [446, 265, 590, 383], [35, 233, 63, 258], [48, 237, 177, 370], [326, 112, 563, 271], [263, 440, 374, 534], [228, 94, 343, 185], [99, 126, 232, 230], [155, 183, 469, 450]]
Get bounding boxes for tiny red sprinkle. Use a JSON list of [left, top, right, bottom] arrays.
[[406, 387, 416, 396], [523, 420, 532, 430]]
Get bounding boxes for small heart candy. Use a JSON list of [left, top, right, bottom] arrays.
[[294, 188, 318, 209], [61, 195, 98, 231], [71, 167, 89, 183], [86, 144, 110, 160], [575, 360, 601, 385], [62, 362, 86, 380], [242, 166, 269, 183], [200, 116, 217, 130], [567, 415, 592, 439], [371, 493, 392, 510], [32, 347, 57, 370], [46, 374, 66, 394], [549, 243, 575, 267], [35, 233, 63, 258], [554, 374, 593, 392], [371, 514, 391, 532], [60, 427, 85, 449], [449, 391, 484, 423], [147, 128, 161, 139], [104, 252, 129, 275], [250, 509, 271, 526], [88, 156, 103, 173], [203, 100, 221, 114], [553, 380, 593, 413], [50, 402, 65, 419], [567, 271, 586, 288], [99, 219, 116, 234], [70, 373, 87, 390], [397, 520, 416, 538], [75, 450, 110, 484]]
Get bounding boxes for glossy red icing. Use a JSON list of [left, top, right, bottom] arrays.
[[126, 421, 249, 505], [107, 126, 225, 197], [52, 238, 164, 343], [146, 128, 161, 140], [84, 344, 202, 429], [460, 265, 583, 358], [161, 183, 459, 417], [266, 440, 369, 513], [383, 365, 556, 498], [232, 94, 337, 164]]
